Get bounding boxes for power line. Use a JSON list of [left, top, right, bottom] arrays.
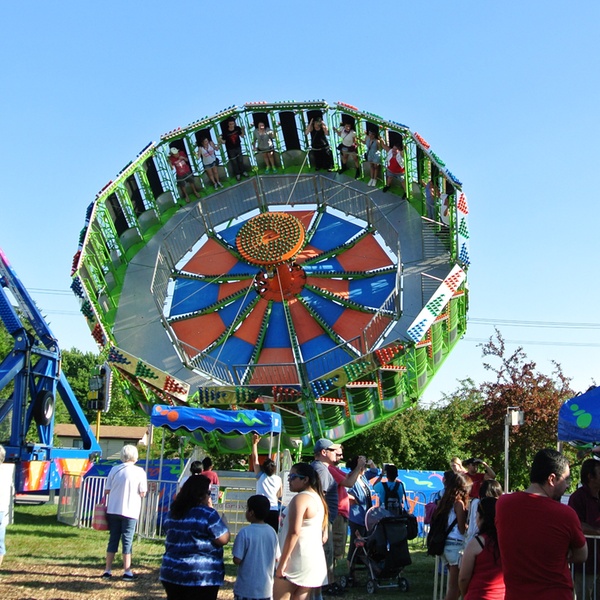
[[464, 337, 600, 348], [469, 317, 600, 330]]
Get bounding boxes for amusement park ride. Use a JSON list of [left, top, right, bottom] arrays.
[[68, 99, 470, 457], [0, 249, 101, 492]]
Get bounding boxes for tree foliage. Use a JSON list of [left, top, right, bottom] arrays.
[[467, 329, 574, 490], [343, 330, 574, 492]]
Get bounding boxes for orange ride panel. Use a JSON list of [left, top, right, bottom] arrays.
[[335, 234, 394, 272], [232, 300, 268, 345], [250, 347, 299, 385], [171, 313, 226, 357], [288, 298, 325, 344], [333, 308, 390, 345], [306, 277, 350, 301], [182, 238, 239, 276], [217, 279, 253, 301]]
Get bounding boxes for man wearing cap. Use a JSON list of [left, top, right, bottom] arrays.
[[312, 439, 364, 596], [328, 447, 366, 583], [168, 146, 200, 203], [463, 457, 496, 499]]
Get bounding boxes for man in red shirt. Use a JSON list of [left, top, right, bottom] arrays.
[[381, 142, 405, 195], [463, 457, 496, 499], [168, 147, 200, 203], [496, 448, 587, 600], [325, 446, 365, 595], [568, 458, 600, 599]]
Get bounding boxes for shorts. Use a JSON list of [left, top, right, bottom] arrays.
[[341, 144, 357, 154], [176, 173, 194, 183], [443, 538, 464, 566], [106, 514, 137, 554], [332, 514, 348, 560], [203, 160, 217, 170], [386, 169, 405, 181]]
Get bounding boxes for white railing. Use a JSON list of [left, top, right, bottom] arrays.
[[430, 533, 600, 600], [58, 472, 254, 539]]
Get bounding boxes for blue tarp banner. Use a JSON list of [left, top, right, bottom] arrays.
[[558, 386, 600, 445], [150, 405, 282, 435]]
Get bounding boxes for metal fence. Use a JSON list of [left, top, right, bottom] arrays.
[[57, 472, 255, 540], [430, 533, 600, 600]]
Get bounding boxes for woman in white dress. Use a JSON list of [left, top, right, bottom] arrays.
[[274, 463, 328, 600]]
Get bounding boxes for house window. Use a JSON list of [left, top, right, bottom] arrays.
[[72, 439, 84, 449]]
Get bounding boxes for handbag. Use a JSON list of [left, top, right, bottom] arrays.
[[400, 486, 418, 540], [404, 512, 419, 540], [92, 501, 109, 531]]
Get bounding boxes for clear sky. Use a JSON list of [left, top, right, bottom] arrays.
[[1, 1, 598, 405]]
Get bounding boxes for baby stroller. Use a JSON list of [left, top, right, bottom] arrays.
[[340, 506, 411, 594]]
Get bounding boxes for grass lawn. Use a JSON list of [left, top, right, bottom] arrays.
[[1, 503, 438, 600]]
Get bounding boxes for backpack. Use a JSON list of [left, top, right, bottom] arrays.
[[426, 513, 457, 556], [382, 481, 402, 516], [424, 501, 438, 525]]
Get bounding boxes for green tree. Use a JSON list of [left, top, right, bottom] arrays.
[[342, 379, 485, 471], [468, 330, 574, 491]]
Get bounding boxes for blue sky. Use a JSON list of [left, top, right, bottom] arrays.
[[1, 1, 598, 404]]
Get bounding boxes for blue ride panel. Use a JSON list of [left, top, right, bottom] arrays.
[[303, 258, 344, 273], [216, 220, 247, 247], [206, 336, 255, 368], [300, 290, 346, 327], [348, 274, 396, 307], [217, 294, 257, 327], [225, 262, 261, 276], [263, 303, 292, 348], [170, 279, 220, 317], [303, 340, 354, 381], [308, 212, 363, 253]]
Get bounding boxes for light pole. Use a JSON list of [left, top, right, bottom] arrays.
[[504, 406, 525, 493]]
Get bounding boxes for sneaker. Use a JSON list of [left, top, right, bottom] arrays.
[[122, 572, 137, 580], [236, 174, 241, 182], [265, 167, 271, 174], [323, 583, 345, 596], [272, 167, 278, 173], [217, 182, 223, 188], [100, 572, 112, 579], [383, 185, 390, 193], [242, 171, 249, 177]]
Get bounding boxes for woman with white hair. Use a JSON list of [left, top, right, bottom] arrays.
[[102, 444, 147, 579]]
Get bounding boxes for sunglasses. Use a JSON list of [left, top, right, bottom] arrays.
[[288, 473, 306, 481]]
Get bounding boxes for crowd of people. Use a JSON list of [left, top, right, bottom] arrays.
[[3, 440, 598, 600], [92, 444, 595, 600], [167, 115, 415, 202], [429, 449, 593, 600]]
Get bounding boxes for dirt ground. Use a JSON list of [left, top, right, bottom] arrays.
[[0, 562, 237, 600]]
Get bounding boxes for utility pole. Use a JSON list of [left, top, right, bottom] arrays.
[[504, 407, 525, 493]]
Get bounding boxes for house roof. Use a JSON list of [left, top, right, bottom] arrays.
[[54, 424, 148, 440]]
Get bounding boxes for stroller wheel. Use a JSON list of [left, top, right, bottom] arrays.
[[398, 576, 409, 592], [339, 576, 348, 590], [366, 579, 377, 594]]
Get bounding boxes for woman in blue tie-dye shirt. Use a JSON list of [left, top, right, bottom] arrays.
[[160, 475, 230, 600]]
